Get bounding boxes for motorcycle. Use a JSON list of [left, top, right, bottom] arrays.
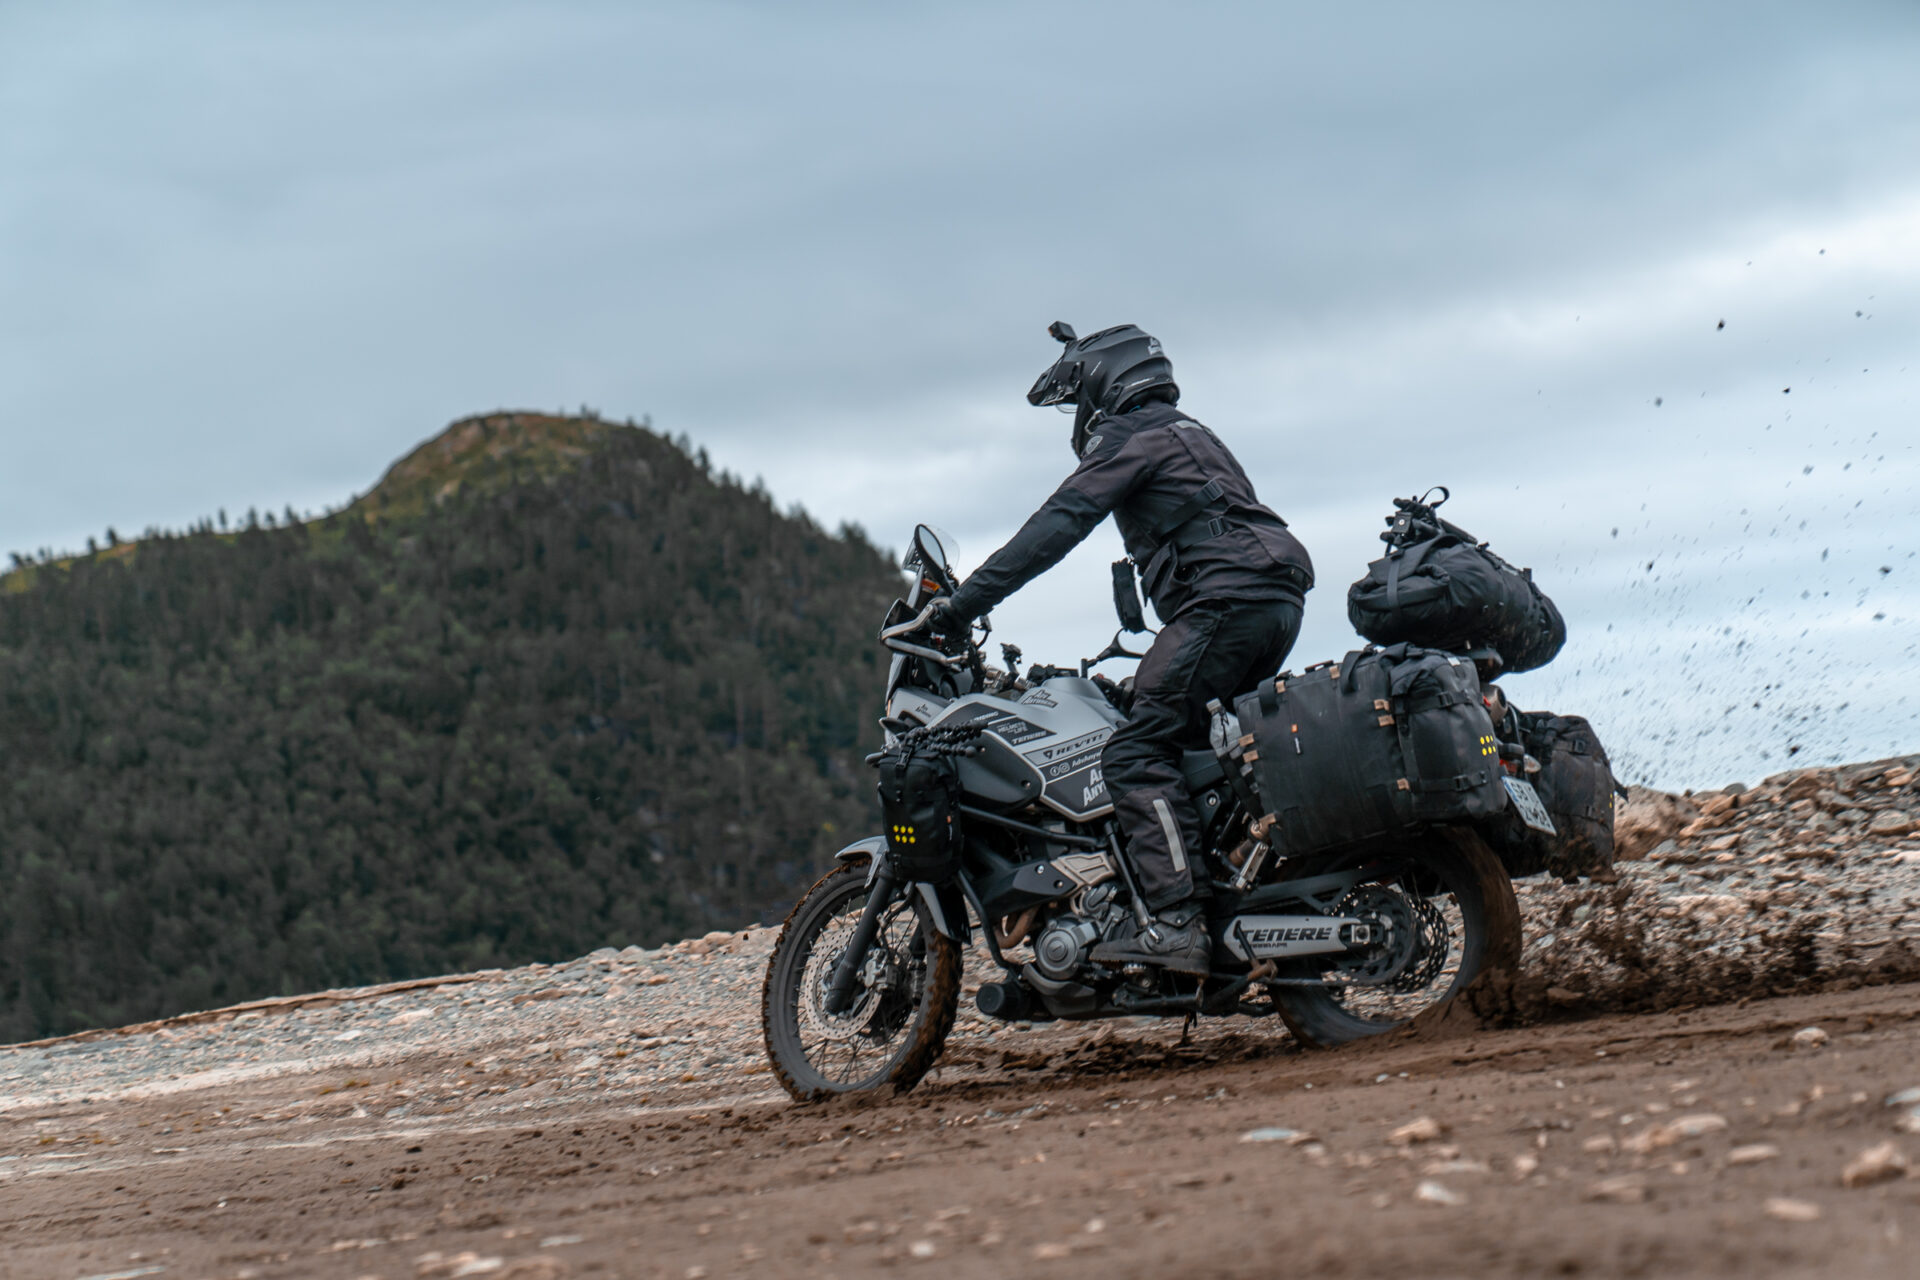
[[761, 523, 1530, 1100]]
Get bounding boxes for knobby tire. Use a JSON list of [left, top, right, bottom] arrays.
[[1268, 828, 1521, 1048], [761, 858, 962, 1102]]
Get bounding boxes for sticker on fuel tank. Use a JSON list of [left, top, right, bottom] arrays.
[[1044, 761, 1113, 817], [1024, 730, 1111, 765], [1039, 748, 1105, 781]]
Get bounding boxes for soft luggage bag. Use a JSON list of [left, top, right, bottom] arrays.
[[1383, 647, 1509, 822], [1346, 494, 1566, 673], [1233, 645, 1507, 856], [875, 744, 963, 883], [1233, 653, 1405, 854], [1519, 712, 1621, 878]]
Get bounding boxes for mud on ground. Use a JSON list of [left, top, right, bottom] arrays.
[[2, 760, 1918, 1278]]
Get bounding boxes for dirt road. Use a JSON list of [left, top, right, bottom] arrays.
[[5, 981, 1918, 1280], [7, 763, 1920, 1279]]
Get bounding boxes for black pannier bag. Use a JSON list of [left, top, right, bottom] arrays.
[[875, 738, 964, 883], [1232, 644, 1507, 856], [1346, 491, 1566, 673], [1515, 712, 1622, 879]]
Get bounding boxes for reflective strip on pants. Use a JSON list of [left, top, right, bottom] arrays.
[[1152, 797, 1188, 874]]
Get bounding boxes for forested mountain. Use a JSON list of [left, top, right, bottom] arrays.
[[0, 413, 901, 1039]]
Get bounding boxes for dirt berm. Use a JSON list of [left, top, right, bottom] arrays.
[[4, 759, 1918, 1278]]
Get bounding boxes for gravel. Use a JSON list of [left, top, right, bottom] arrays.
[[1509, 755, 1920, 1014], [5, 755, 1916, 1117]]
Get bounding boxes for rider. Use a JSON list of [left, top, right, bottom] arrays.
[[932, 322, 1313, 976]]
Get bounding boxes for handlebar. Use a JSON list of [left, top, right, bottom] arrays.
[[878, 601, 941, 642], [880, 601, 975, 670]]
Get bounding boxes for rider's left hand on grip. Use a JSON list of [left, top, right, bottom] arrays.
[[925, 597, 962, 637]]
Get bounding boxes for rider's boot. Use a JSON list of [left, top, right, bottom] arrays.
[[1090, 899, 1212, 976]]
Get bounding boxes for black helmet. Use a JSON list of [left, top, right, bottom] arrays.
[[1027, 321, 1179, 453]]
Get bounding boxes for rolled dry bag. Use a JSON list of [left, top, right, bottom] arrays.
[[1347, 533, 1565, 673]]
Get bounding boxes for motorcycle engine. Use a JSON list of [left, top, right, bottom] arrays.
[[1032, 883, 1127, 981], [1033, 917, 1100, 980]]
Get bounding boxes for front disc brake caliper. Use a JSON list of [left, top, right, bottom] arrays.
[[858, 947, 893, 991]]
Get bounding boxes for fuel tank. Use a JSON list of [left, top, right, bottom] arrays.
[[889, 677, 1122, 821]]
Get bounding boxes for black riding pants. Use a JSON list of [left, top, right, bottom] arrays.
[[1102, 597, 1303, 910]]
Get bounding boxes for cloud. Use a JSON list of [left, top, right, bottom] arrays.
[[923, 193, 1917, 787], [2, 1, 1916, 786]]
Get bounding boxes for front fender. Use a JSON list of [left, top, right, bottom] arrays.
[[833, 836, 887, 864], [829, 836, 971, 944], [914, 880, 972, 945]]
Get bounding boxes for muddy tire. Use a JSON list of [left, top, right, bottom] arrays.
[[761, 859, 963, 1101], [1269, 829, 1521, 1049]]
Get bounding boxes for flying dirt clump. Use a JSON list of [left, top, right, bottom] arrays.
[[1491, 755, 1920, 1022]]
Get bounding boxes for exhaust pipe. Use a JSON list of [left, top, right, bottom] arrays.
[[974, 981, 1030, 1022]]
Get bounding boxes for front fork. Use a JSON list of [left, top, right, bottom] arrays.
[[822, 866, 901, 1015]]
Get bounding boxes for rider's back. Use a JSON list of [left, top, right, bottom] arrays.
[[1077, 400, 1314, 620]]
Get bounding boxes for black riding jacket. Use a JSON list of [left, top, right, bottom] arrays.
[[946, 401, 1313, 624]]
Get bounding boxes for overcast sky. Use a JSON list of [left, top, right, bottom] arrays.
[[4, 2, 1915, 788]]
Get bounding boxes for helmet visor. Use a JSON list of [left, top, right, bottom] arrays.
[[1026, 356, 1080, 407]]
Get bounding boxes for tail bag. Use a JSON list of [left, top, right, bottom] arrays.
[[1346, 493, 1565, 673]]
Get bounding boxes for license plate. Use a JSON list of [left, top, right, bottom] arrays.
[[1503, 776, 1558, 835]]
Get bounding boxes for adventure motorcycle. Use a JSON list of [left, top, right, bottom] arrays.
[[761, 523, 1545, 1101]]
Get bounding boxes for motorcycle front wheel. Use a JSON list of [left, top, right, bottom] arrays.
[[761, 859, 962, 1101], [1267, 828, 1521, 1048]]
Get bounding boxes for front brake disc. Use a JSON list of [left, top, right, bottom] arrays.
[[799, 899, 923, 1044]]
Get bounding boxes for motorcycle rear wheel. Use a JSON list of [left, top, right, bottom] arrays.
[[1268, 829, 1521, 1048], [761, 859, 962, 1101]]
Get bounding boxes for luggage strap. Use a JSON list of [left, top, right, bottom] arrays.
[[1383, 537, 1439, 613], [1338, 649, 1372, 694], [1257, 679, 1280, 717], [1406, 773, 1479, 794], [1395, 689, 1475, 715]]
